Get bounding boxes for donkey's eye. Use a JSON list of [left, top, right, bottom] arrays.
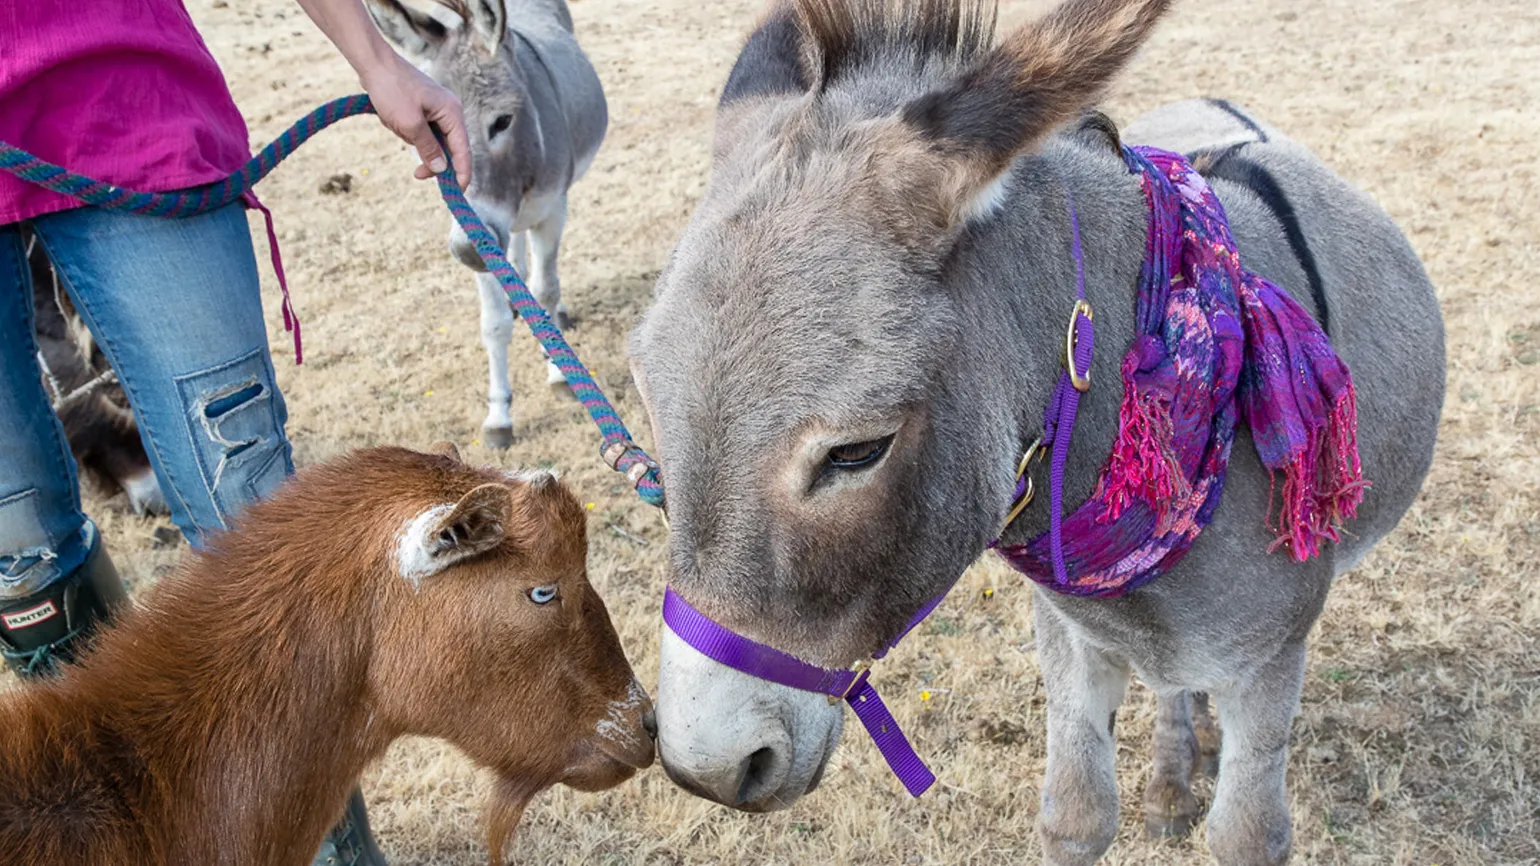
[[528, 585, 558, 605], [826, 436, 894, 471], [488, 114, 514, 139]]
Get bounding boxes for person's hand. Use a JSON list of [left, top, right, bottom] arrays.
[[359, 54, 472, 189]]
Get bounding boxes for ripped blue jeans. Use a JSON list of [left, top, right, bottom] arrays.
[[0, 203, 291, 597]]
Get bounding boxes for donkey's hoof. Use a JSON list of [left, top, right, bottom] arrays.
[[553, 307, 574, 331], [546, 363, 576, 401], [1144, 809, 1201, 841], [124, 470, 170, 517], [482, 425, 516, 450]]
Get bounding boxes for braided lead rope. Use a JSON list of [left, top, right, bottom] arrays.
[[0, 95, 664, 509]]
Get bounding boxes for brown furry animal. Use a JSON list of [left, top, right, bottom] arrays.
[[0, 444, 655, 865]]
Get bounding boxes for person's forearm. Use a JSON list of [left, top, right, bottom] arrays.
[[294, 0, 399, 85]]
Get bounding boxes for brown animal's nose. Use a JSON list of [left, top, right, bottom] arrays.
[[643, 705, 658, 740]]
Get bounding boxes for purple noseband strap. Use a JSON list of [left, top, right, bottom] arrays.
[[663, 587, 941, 796]]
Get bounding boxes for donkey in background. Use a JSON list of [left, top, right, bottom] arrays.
[[369, 0, 607, 449], [632, 0, 1443, 863], [0, 444, 655, 864], [26, 229, 168, 516]]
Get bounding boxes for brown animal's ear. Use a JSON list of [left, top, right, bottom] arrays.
[[427, 440, 463, 462], [397, 483, 513, 584], [366, 0, 449, 57], [897, 0, 1170, 223], [464, 0, 506, 53]]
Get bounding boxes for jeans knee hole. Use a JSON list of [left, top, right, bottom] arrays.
[[201, 380, 266, 420]]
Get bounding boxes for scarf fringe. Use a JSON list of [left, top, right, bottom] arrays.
[[1266, 385, 1367, 560], [1095, 357, 1192, 529]]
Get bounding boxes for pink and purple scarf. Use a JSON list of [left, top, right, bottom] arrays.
[[996, 146, 1365, 598]]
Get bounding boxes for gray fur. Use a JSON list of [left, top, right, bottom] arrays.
[[369, 0, 607, 443], [634, 1, 1443, 862]]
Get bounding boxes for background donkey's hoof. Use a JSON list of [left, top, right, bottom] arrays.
[[546, 362, 577, 401], [553, 306, 574, 331], [482, 425, 516, 450]]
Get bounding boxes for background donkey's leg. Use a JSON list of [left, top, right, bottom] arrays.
[[476, 269, 517, 449], [1192, 690, 1221, 777], [528, 199, 574, 394], [1205, 644, 1305, 866], [1143, 691, 1204, 839], [1036, 602, 1129, 866]]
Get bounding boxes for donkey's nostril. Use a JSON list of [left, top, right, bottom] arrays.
[[734, 746, 783, 807], [642, 707, 658, 740]]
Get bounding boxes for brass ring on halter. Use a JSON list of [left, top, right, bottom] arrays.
[[828, 658, 873, 705], [1064, 299, 1095, 393], [1002, 437, 1045, 531]]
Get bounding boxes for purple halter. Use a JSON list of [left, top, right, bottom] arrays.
[[661, 187, 1093, 796]]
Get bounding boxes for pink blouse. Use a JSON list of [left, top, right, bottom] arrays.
[[0, 0, 250, 224]]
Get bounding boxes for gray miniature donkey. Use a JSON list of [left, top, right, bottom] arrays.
[[369, 0, 606, 448], [630, 1, 1444, 864]]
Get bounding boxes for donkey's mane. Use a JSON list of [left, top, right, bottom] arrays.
[[793, 0, 998, 90]]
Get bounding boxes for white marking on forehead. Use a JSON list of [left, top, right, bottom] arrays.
[[506, 468, 559, 485], [395, 503, 454, 588]]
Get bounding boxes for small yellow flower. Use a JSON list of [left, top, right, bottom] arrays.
[[424, 390, 434, 397], [982, 587, 995, 599], [360, 169, 369, 176], [438, 326, 448, 334], [472, 439, 481, 446], [920, 690, 933, 702], [585, 502, 596, 511]]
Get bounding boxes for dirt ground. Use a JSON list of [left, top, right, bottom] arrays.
[[10, 0, 1538, 863]]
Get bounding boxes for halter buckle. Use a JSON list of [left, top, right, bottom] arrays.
[[1063, 299, 1095, 392], [1001, 437, 1046, 532], [829, 658, 872, 705]]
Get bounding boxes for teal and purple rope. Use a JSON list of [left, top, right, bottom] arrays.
[[0, 94, 664, 509]]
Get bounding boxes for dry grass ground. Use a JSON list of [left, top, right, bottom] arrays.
[[5, 0, 1536, 863]]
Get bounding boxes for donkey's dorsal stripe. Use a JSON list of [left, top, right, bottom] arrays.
[[1204, 97, 1270, 144], [1198, 147, 1332, 337], [720, 9, 808, 107]]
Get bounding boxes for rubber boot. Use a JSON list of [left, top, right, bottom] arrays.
[[312, 786, 389, 866], [1, 538, 127, 679]]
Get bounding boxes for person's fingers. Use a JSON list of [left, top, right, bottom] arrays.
[[414, 163, 433, 181], [427, 95, 472, 189], [406, 117, 449, 179]]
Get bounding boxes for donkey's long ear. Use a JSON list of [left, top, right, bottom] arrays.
[[465, 0, 507, 53], [366, 0, 450, 57], [901, 0, 1170, 220], [396, 483, 513, 584]]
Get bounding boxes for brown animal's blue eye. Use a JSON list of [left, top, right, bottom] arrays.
[[488, 114, 514, 138], [826, 436, 893, 470], [529, 585, 558, 605]]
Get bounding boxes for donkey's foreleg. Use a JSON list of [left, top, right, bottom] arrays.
[[1035, 603, 1128, 866], [527, 200, 573, 395], [1143, 691, 1204, 839], [476, 271, 517, 449], [1205, 645, 1305, 866]]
